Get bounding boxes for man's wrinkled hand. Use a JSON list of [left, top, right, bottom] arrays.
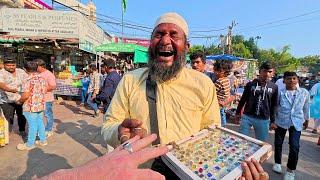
[[118, 118, 147, 143]]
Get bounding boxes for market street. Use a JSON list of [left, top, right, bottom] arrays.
[[0, 100, 319, 180]]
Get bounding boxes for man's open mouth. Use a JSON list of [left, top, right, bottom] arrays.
[[158, 50, 175, 57]]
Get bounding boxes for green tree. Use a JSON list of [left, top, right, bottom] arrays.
[[205, 44, 222, 55], [244, 37, 259, 59], [258, 45, 299, 74], [190, 35, 318, 75], [300, 55, 320, 73], [188, 45, 205, 55], [232, 42, 252, 58], [232, 35, 245, 45]]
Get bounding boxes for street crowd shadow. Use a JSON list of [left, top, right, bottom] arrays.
[[59, 101, 93, 116], [18, 148, 72, 179], [55, 119, 105, 157]]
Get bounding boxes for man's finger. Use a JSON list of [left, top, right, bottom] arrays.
[[133, 169, 165, 180], [131, 128, 147, 138], [117, 134, 158, 156], [114, 134, 159, 157], [246, 160, 259, 180], [114, 135, 141, 151], [251, 158, 264, 173], [121, 119, 143, 128], [128, 146, 168, 167], [118, 126, 131, 143], [130, 134, 158, 151], [241, 162, 253, 180]]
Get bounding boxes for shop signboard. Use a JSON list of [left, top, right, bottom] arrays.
[[0, 8, 110, 54], [0, 10, 3, 32], [79, 14, 111, 53], [1, 8, 79, 38]]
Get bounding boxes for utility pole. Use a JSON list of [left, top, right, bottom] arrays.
[[219, 35, 226, 55], [227, 20, 237, 54]]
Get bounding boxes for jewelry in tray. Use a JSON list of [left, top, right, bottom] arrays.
[[163, 126, 272, 180]]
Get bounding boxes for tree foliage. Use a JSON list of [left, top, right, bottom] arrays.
[[299, 55, 320, 73], [190, 35, 318, 75], [188, 45, 205, 55]]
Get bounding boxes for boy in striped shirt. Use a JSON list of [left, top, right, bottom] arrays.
[[213, 60, 233, 126]]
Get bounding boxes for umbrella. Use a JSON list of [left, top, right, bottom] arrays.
[[206, 54, 241, 61]]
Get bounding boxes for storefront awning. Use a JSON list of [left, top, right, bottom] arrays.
[[0, 38, 25, 43], [206, 54, 241, 61], [95, 43, 148, 53], [133, 49, 148, 64]]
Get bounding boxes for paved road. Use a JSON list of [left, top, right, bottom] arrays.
[[0, 100, 319, 179]]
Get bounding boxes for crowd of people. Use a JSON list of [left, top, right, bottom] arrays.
[[0, 58, 56, 150], [0, 11, 319, 180], [76, 58, 122, 117]]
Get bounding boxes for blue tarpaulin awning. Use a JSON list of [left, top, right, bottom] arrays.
[[206, 54, 241, 61]]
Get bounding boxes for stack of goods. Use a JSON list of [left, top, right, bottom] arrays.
[[58, 71, 72, 80]]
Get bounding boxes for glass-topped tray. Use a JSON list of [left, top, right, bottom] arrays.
[[162, 126, 272, 180]]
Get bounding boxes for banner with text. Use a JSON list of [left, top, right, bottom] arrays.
[[1, 8, 79, 38]]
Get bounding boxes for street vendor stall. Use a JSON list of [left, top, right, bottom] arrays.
[[206, 54, 258, 86], [205, 54, 258, 124], [54, 66, 82, 97]]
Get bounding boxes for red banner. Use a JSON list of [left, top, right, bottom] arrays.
[[113, 37, 150, 48]]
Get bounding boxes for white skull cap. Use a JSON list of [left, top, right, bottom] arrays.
[[154, 12, 189, 38]]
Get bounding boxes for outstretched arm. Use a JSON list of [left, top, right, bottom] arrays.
[[40, 134, 167, 180]]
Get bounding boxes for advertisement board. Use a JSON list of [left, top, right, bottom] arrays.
[[0, 8, 111, 54], [79, 14, 110, 53]]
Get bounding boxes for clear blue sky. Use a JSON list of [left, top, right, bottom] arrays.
[[46, 0, 320, 57]]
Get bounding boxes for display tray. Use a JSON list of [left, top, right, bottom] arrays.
[[162, 125, 272, 180]]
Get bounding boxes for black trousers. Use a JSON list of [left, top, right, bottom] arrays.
[[274, 126, 301, 170], [151, 157, 180, 180], [0, 103, 26, 132]]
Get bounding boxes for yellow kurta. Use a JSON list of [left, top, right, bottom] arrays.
[[101, 67, 221, 147]]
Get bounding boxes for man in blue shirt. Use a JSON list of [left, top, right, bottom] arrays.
[[270, 71, 310, 180], [96, 59, 122, 113]]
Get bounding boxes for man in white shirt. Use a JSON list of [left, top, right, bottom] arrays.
[[0, 58, 28, 139]]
